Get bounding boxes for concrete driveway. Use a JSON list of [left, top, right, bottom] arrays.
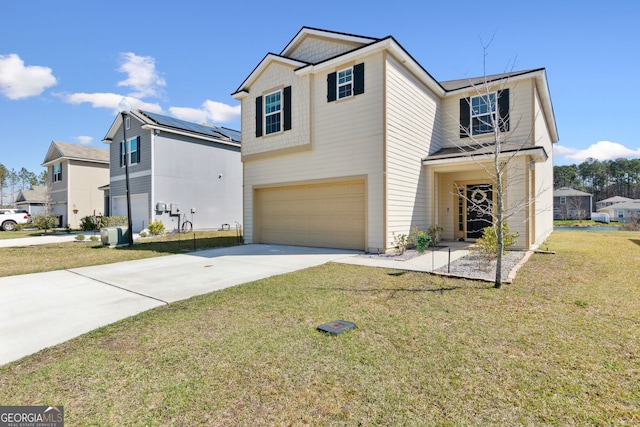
[[0, 244, 358, 366]]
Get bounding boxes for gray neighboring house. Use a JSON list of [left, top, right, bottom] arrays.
[[597, 199, 640, 222], [553, 187, 592, 220], [15, 185, 47, 215], [102, 109, 242, 232]]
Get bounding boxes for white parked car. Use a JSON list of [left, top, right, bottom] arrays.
[[0, 209, 31, 231]]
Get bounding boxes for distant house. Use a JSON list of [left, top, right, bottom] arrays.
[[41, 142, 110, 228], [14, 185, 47, 215], [102, 110, 242, 232], [553, 187, 592, 220], [598, 199, 640, 222], [231, 27, 558, 252], [595, 196, 634, 211]]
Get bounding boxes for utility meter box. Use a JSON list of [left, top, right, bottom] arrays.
[[156, 202, 166, 212], [170, 204, 180, 215], [100, 226, 130, 247]]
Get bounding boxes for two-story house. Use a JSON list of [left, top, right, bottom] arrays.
[[41, 142, 110, 228], [553, 187, 592, 220], [102, 110, 242, 232], [232, 27, 558, 252]]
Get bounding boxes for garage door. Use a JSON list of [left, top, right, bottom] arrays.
[[255, 180, 365, 250], [112, 194, 149, 232]]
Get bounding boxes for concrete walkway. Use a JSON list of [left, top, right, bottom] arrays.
[[0, 241, 470, 366]]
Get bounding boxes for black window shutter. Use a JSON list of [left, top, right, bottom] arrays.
[[283, 86, 292, 131], [136, 136, 141, 163], [498, 89, 510, 132], [459, 97, 470, 138], [255, 96, 263, 137], [327, 72, 337, 102], [120, 142, 124, 167], [353, 63, 365, 95]]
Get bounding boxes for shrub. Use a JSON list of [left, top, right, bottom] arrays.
[[14, 224, 24, 231], [75, 234, 86, 241], [415, 232, 432, 254], [619, 215, 640, 231], [80, 216, 99, 231], [472, 223, 518, 259], [89, 235, 99, 241], [139, 231, 147, 238], [99, 216, 128, 228], [30, 213, 58, 231], [392, 232, 409, 254], [148, 220, 165, 236], [426, 225, 443, 247]]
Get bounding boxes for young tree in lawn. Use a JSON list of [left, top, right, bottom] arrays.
[[455, 48, 547, 288]]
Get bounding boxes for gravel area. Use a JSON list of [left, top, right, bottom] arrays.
[[357, 248, 529, 282], [433, 250, 528, 282]]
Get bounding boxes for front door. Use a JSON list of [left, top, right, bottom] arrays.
[[466, 184, 493, 239]]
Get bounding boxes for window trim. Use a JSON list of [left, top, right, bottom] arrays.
[[264, 90, 282, 135], [120, 136, 140, 167], [559, 196, 566, 204], [337, 66, 353, 100], [52, 163, 62, 182], [470, 92, 497, 136]]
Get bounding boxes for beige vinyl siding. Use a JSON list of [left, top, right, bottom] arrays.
[[385, 54, 441, 246], [286, 35, 363, 64], [67, 160, 109, 227], [241, 61, 310, 158], [440, 81, 534, 149], [533, 86, 555, 246], [243, 53, 385, 251]]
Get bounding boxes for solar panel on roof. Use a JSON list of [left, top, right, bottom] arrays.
[[139, 110, 240, 142]]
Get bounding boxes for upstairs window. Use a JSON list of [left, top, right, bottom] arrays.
[[327, 63, 365, 102], [460, 89, 509, 138], [264, 90, 282, 135], [255, 86, 291, 138], [120, 136, 141, 167], [560, 196, 566, 204], [337, 67, 353, 99], [53, 163, 62, 182], [471, 92, 497, 135]]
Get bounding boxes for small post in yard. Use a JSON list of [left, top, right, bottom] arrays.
[[448, 247, 451, 273]]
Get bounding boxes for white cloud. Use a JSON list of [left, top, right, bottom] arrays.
[[117, 52, 166, 99], [0, 53, 57, 99], [169, 101, 240, 124], [61, 92, 162, 114], [74, 136, 93, 145], [554, 141, 640, 162]]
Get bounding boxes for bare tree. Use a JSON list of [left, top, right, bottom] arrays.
[[453, 46, 549, 288]]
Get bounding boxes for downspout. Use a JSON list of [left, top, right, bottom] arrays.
[[150, 129, 156, 225]]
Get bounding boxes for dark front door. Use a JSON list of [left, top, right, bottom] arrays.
[[466, 184, 493, 239]]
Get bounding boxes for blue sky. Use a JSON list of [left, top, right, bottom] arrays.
[[1, 0, 639, 176]]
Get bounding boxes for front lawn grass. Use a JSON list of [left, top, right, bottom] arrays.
[[0, 230, 639, 425], [0, 230, 240, 277]]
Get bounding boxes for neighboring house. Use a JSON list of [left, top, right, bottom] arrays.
[[598, 199, 640, 222], [553, 187, 592, 220], [102, 110, 242, 232], [595, 196, 634, 211], [15, 185, 47, 215], [232, 27, 558, 252], [553, 187, 593, 219], [41, 142, 110, 228]]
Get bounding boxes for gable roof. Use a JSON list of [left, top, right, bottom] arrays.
[[15, 185, 47, 204], [597, 196, 634, 204], [231, 26, 559, 143], [554, 187, 592, 197], [42, 141, 109, 167], [598, 200, 640, 211], [102, 109, 241, 147]]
